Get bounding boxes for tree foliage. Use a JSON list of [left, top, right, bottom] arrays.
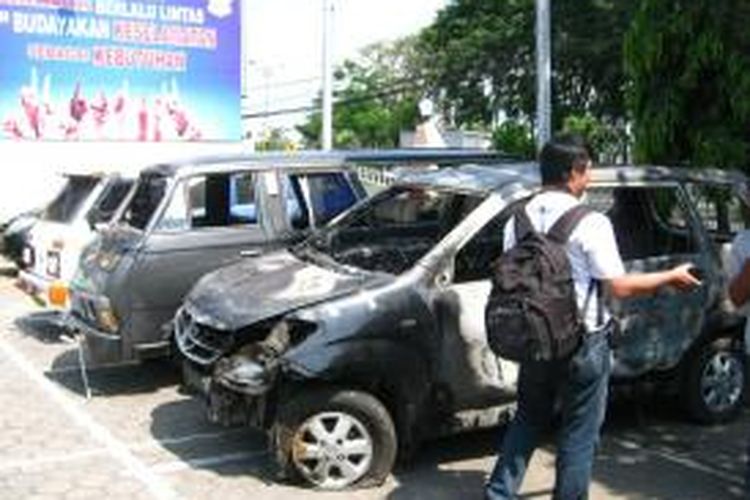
[[491, 120, 535, 159], [624, 0, 750, 169], [297, 37, 424, 149], [418, 0, 635, 130], [562, 114, 627, 163], [255, 128, 296, 152]]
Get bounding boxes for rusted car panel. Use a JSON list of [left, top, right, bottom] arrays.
[[177, 163, 749, 489]]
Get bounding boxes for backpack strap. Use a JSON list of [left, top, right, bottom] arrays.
[[513, 201, 535, 240], [581, 279, 605, 329], [546, 204, 593, 244]]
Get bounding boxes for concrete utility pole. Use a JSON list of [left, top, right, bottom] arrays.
[[536, 0, 552, 150], [321, 0, 334, 150]]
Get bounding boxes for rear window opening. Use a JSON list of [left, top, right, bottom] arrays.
[[43, 176, 100, 223]]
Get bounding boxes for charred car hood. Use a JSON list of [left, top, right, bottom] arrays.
[[184, 249, 384, 331]]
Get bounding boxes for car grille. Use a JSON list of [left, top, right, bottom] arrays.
[[175, 308, 233, 366]]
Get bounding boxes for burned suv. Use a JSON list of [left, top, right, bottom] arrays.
[[177, 163, 747, 489], [69, 150, 504, 366]]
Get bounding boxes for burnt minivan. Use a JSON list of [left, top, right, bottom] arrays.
[[177, 163, 748, 489], [69, 150, 505, 366]]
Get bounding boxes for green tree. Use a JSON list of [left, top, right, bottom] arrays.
[[624, 0, 750, 169], [491, 120, 535, 159], [562, 114, 627, 163], [297, 37, 424, 149], [255, 127, 296, 152], [418, 0, 635, 130]]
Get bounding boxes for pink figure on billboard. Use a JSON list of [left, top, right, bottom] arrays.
[[2, 117, 24, 139], [88, 90, 109, 139], [164, 78, 203, 140], [22, 86, 42, 139], [137, 97, 149, 142], [3, 72, 207, 141], [3, 67, 43, 139], [69, 81, 88, 123]]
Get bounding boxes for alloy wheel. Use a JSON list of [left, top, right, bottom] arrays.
[[291, 411, 374, 489], [700, 351, 744, 414]]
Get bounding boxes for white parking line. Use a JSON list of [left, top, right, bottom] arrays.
[[0, 337, 179, 500], [610, 437, 745, 487], [151, 450, 268, 475], [0, 428, 261, 473], [0, 448, 108, 472]]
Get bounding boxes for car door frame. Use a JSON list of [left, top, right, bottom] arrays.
[[586, 180, 719, 378], [124, 170, 275, 352], [416, 186, 532, 417]]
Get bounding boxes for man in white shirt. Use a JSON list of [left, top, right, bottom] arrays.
[[728, 228, 750, 348], [726, 221, 750, 494], [485, 134, 700, 500]]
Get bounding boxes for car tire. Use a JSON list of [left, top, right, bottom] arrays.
[[274, 388, 397, 490], [683, 336, 746, 424]]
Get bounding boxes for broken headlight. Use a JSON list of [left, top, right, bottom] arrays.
[[215, 354, 272, 395], [215, 319, 316, 395]]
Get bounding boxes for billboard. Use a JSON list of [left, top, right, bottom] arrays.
[[0, 0, 241, 142]]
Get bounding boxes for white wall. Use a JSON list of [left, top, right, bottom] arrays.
[[0, 140, 246, 224]]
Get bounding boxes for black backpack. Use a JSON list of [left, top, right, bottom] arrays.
[[485, 200, 594, 362]]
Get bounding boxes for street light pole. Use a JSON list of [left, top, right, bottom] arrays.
[[321, 0, 334, 150], [536, 0, 551, 150]]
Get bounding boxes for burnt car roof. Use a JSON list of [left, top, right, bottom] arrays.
[[398, 163, 750, 194], [139, 149, 519, 179]]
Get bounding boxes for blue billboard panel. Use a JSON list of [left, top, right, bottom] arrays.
[[0, 0, 241, 141]]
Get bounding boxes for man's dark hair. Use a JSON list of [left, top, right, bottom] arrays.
[[539, 134, 594, 185]]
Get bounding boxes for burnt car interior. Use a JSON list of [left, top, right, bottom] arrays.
[[587, 186, 698, 261], [310, 186, 485, 275], [124, 169, 360, 234], [188, 173, 258, 227], [685, 183, 750, 243]]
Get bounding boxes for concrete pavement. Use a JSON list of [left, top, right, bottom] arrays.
[[0, 263, 746, 499]]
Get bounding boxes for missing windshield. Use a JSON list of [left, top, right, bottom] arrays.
[[307, 186, 484, 274]]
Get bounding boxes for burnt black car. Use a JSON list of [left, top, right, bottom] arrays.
[[69, 149, 505, 366], [177, 163, 747, 489]]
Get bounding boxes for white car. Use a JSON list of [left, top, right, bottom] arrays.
[[18, 170, 135, 308]]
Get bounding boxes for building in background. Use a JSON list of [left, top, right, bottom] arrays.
[[400, 99, 491, 149]]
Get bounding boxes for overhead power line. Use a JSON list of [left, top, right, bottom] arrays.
[[242, 75, 322, 96], [242, 81, 422, 119]]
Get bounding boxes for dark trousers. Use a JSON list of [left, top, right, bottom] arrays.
[[485, 325, 612, 500]]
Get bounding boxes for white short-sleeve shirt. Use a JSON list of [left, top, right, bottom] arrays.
[[504, 190, 626, 332], [727, 231, 750, 353]]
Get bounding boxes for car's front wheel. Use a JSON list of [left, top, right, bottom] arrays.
[[683, 336, 746, 424], [274, 388, 397, 490]]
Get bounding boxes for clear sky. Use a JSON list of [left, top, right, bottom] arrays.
[[243, 0, 447, 134]]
